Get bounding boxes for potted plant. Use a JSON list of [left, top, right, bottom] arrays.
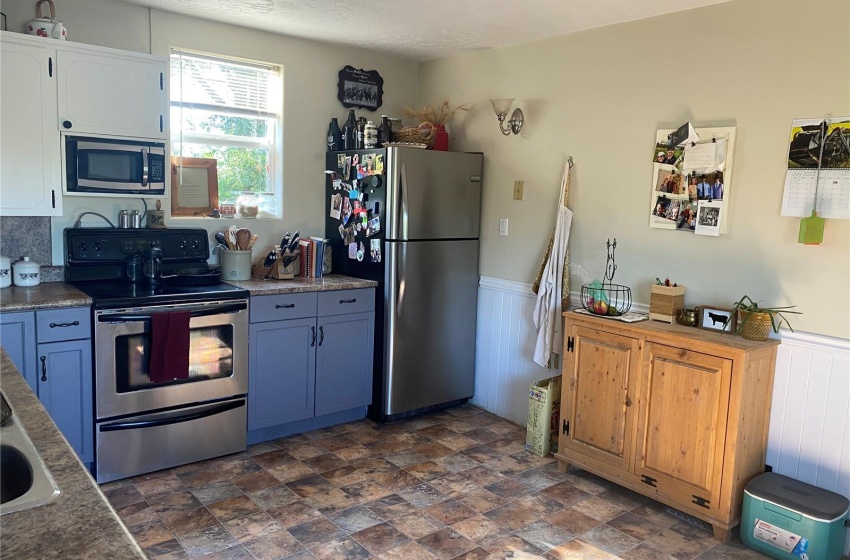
[[729, 295, 801, 341]]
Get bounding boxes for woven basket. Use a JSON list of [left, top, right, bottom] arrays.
[[393, 122, 436, 148], [740, 312, 773, 341]]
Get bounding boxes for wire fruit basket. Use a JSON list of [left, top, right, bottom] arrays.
[[580, 239, 632, 317]]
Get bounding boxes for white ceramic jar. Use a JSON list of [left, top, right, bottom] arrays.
[[0, 256, 11, 288], [12, 257, 41, 287]]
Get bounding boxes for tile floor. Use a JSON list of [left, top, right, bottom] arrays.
[[101, 404, 770, 560]]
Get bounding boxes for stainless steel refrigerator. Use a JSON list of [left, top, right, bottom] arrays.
[[325, 147, 483, 422]]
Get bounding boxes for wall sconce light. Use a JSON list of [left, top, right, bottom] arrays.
[[489, 98, 524, 135]]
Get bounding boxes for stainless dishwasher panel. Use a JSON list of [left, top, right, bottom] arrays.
[[95, 397, 246, 483]]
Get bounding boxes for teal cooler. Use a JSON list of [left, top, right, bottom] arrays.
[[741, 473, 849, 560]]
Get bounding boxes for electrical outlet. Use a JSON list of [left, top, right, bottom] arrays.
[[513, 180, 524, 201], [499, 218, 509, 236]]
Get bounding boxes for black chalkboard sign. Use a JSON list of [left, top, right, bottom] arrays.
[[338, 66, 383, 111]]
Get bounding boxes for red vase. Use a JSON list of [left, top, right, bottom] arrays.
[[433, 125, 449, 151]]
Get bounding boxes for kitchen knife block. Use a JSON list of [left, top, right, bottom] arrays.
[[252, 249, 299, 280]]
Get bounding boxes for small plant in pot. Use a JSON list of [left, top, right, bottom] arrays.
[[729, 295, 801, 341]]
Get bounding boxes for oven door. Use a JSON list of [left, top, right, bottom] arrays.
[[94, 299, 248, 420]]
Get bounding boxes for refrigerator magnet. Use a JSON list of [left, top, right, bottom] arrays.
[[337, 154, 346, 169], [343, 226, 356, 245], [370, 239, 381, 262], [372, 201, 380, 215], [342, 198, 352, 223], [338, 224, 345, 238], [348, 243, 357, 260], [375, 155, 384, 173], [356, 242, 365, 262], [343, 156, 352, 179], [366, 216, 381, 237], [349, 189, 360, 199], [330, 194, 342, 219]]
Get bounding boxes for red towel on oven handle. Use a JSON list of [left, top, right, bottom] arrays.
[[149, 311, 192, 383]]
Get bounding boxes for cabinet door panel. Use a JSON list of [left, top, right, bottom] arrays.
[[635, 343, 731, 512], [248, 318, 315, 430], [315, 312, 374, 416], [37, 340, 93, 463], [561, 326, 639, 471], [0, 311, 38, 391], [0, 38, 61, 216], [57, 49, 167, 139]]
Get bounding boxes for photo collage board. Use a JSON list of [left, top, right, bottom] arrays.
[[329, 152, 383, 263], [649, 126, 737, 237]]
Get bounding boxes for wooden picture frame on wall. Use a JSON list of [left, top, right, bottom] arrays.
[[171, 157, 219, 217]]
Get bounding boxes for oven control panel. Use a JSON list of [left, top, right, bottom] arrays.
[[65, 228, 210, 263]]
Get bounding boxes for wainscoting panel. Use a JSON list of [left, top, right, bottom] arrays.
[[473, 277, 550, 425], [474, 276, 849, 553]]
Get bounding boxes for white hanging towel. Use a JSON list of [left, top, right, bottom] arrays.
[[532, 162, 573, 367]]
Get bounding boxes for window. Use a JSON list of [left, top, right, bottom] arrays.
[[170, 50, 282, 213]]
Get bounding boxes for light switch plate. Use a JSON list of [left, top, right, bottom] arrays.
[[499, 218, 509, 236], [513, 181, 524, 201]]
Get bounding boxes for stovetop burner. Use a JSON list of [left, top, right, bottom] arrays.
[[64, 227, 249, 308]]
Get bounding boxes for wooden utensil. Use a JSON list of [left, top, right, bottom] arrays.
[[246, 234, 259, 250], [236, 228, 251, 250]]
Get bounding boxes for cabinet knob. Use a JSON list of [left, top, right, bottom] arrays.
[[62, 120, 73, 129], [625, 397, 632, 407]]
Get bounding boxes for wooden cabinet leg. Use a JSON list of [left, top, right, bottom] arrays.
[[557, 460, 571, 473], [712, 525, 731, 543]]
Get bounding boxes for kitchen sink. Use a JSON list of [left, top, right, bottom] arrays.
[[0, 391, 60, 514]]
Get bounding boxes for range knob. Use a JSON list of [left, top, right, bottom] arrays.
[[93, 242, 102, 252], [179, 239, 187, 250], [191, 239, 201, 250], [77, 241, 87, 252]]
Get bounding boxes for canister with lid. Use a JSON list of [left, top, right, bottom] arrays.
[[0, 256, 11, 288], [12, 257, 40, 287]]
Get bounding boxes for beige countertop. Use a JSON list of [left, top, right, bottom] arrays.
[[226, 274, 378, 295], [0, 283, 92, 312], [0, 350, 144, 559]]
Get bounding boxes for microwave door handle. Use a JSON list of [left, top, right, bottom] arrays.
[[141, 148, 149, 187]]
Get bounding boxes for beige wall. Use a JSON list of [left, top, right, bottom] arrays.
[[3, 0, 418, 265], [418, 0, 850, 338]]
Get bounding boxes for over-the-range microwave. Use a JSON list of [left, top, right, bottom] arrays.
[[64, 135, 166, 196]]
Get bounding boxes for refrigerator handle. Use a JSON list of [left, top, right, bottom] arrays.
[[398, 241, 407, 316], [400, 163, 409, 239]]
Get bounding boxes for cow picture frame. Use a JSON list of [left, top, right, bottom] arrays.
[[699, 305, 737, 333], [337, 66, 383, 111]]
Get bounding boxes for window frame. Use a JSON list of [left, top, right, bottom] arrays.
[[169, 49, 283, 216]]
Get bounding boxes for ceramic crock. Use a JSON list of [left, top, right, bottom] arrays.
[[12, 256, 41, 287], [0, 256, 11, 288]]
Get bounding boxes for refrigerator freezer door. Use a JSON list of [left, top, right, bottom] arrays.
[[386, 148, 482, 241], [384, 239, 478, 416]]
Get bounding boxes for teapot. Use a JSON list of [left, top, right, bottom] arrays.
[[26, 0, 68, 40]]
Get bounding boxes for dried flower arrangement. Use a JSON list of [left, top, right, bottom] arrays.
[[404, 98, 470, 126]]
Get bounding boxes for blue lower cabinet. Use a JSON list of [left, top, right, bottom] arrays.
[[248, 317, 316, 430], [315, 312, 374, 417], [247, 289, 375, 444], [36, 339, 93, 463], [0, 311, 38, 391]]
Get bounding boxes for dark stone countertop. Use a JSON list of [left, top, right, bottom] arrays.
[[0, 350, 145, 559], [0, 283, 92, 312], [226, 274, 378, 295]]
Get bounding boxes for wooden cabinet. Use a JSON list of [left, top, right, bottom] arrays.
[[247, 289, 375, 442], [0, 34, 62, 216], [0, 306, 93, 465], [556, 313, 778, 542], [56, 48, 167, 139]]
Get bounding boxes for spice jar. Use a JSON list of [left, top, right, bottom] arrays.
[[13, 256, 40, 287], [236, 191, 259, 219]]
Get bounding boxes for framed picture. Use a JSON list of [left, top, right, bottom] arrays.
[[337, 66, 383, 111], [171, 157, 219, 217], [699, 306, 737, 333]]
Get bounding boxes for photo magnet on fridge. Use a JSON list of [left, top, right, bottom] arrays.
[[366, 216, 381, 237], [338, 224, 345, 238], [330, 194, 342, 220], [348, 243, 357, 259], [343, 156, 351, 179], [370, 239, 381, 263]]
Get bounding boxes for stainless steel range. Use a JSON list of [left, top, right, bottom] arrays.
[[65, 228, 249, 483]]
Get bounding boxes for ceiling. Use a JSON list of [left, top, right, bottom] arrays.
[[120, 0, 732, 61]]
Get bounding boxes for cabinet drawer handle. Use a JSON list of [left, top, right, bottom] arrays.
[[339, 298, 357, 304], [311, 326, 316, 347], [275, 303, 295, 309], [49, 320, 80, 328], [318, 326, 324, 346], [40, 356, 47, 382]]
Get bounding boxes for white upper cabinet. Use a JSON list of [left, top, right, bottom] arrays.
[[56, 48, 168, 140], [0, 34, 62, 216]]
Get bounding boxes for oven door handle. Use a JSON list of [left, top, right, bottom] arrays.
[[100, 399, 245, 432], [98, 302, 247, 323]]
